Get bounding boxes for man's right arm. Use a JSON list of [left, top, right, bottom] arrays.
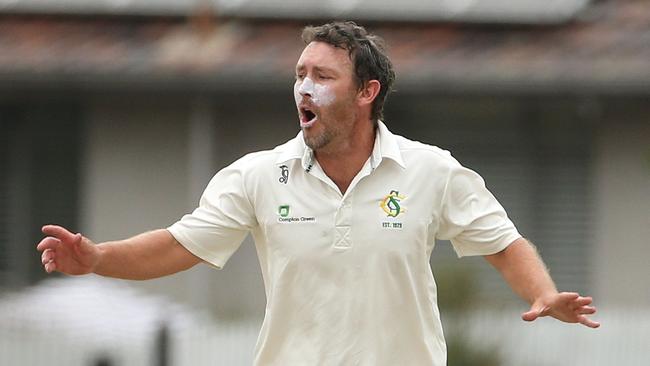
[[37, 225, 202, 280]]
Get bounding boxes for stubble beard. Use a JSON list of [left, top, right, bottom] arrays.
[[303, 126, 334, 151], [303, 111, 354, 153]]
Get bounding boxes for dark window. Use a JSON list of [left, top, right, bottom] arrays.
[[0, 111, 9, 279], [0, 103, 81, 287]]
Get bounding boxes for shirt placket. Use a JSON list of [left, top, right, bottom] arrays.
[[333, 196, 353, 249], [330, 159, 375, 249]]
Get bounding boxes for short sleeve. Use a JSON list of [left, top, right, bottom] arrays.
[[167, 160, 257, 269], [436, 162, 521, 257]]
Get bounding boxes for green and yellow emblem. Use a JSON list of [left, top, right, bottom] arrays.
[[380, 190, 406, 217], [278, 205, 290, 218]]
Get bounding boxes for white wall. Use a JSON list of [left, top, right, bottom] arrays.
[[81, 98, 206, 307], [594, 118, 650, 307]]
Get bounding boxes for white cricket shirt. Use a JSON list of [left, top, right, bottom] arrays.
[[168, 121, 521, 366]]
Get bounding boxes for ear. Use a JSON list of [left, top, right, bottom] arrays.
[[357, 80, 381, 108]]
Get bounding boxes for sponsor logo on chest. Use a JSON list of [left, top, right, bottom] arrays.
[[277, 204, 316, 223]]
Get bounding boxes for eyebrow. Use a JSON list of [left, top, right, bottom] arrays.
[[295, 65, 338, 75]]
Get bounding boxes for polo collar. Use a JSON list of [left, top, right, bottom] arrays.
[[275, 131, 307, 166], [274, 120, 405, 170], [373, 120, 406, 169]]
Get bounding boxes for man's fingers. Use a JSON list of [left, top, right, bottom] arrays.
[[522, 301, 554, 322], [36, 236, 62, 252], [527, 292, 600, 328], [522, 309, 542, 322], [41, 249, 55, 265], [41, 248, 57, 273], [558, 292, 580, 302], [44, 261, 56, 273], [577, 315, 601, 328], [577, 306, 597, 315], [41, 225, 79, 244], [522, 307, 549, 321], [41, 225, 84, 255], [569, 296, 593, 310]]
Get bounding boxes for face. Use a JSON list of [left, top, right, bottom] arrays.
[[294, 42, 359, 151]]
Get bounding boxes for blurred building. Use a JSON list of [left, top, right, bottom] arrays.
[[0, 0, 648, 329]]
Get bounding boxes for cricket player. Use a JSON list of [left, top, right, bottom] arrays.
[[37, 21, 598, 366]]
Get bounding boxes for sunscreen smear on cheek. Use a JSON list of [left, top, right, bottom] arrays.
[[313, 83, 335, 106]]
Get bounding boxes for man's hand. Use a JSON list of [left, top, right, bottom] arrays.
[[37, 225, 100, 275], [485, 238, 600, 329], [522, 292, 600, 328]]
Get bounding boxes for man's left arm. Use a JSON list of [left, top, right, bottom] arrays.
[[484, 237, 600, 328]]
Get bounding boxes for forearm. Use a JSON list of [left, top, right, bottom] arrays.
[[484, 237, 557, 305], [94, 229, 201, 280]]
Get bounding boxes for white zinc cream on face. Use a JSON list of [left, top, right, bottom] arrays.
[[294, 77, 336, 127], [294, 77, 336, 107]]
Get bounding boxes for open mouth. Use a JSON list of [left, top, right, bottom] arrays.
[[300, 107, 318, 128]]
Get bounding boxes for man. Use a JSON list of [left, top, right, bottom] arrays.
[[37, 21, 598, 365]]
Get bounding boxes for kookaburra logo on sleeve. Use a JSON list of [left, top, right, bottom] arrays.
[[279, 165, 289, 184]]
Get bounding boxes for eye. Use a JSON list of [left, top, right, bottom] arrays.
[[295, 73, 305, 80]]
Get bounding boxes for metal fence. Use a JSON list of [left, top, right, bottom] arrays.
[[0, 278, 646, 366]]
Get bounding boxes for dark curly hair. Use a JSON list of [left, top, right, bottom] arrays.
[[301, 21, 396, 122]]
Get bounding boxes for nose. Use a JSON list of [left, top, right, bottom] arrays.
[[299, 88, 312, 98], [298, 77, 315, 98]]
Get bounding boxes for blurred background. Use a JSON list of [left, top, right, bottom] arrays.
[[1, 0, 649, 365]]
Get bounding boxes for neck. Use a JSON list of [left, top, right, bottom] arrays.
[[315, 120, 376, 194]]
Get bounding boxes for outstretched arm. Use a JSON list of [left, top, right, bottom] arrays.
[[484, 237, 600, 328], [37, 225, 202, 280]]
